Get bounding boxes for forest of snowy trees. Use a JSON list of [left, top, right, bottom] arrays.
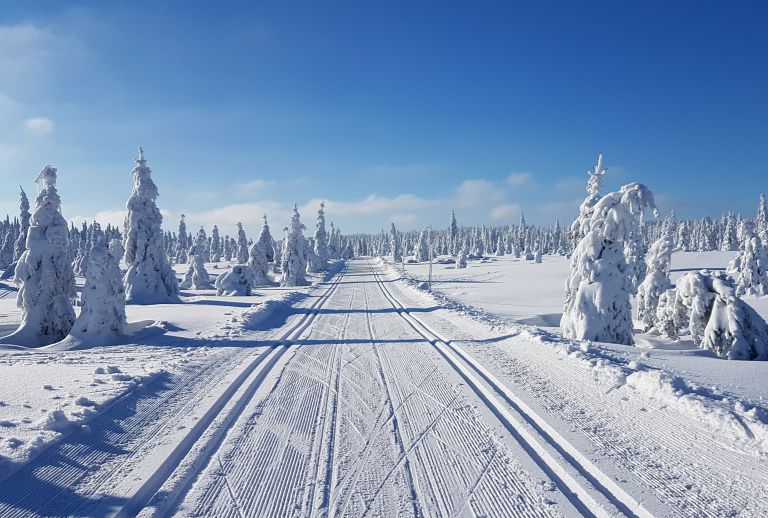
[[0, 152, 766, 359]]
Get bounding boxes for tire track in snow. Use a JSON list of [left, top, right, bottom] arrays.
[[368, 260, 654, 518]]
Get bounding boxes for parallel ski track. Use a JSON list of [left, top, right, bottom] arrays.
[[116, 263, 350, 517], [368, 260, 654, 518]]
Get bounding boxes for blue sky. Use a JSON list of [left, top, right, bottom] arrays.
[[1, 1, 766, 235]]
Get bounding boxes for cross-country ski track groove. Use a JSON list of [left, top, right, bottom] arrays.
[[367, 260, 654, 518]]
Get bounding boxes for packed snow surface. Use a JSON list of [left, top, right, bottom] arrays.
[[0, 256, 765, 517]]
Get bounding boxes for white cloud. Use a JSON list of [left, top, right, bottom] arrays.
[[455, 179, 505, 208], [23, 117, 53, 137], [490, 203, 521, 221], [506, 172, 531, 186], [303, 194, 438, 218]]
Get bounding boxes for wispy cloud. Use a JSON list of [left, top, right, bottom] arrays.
[[506, 172, 531, 186], [490, 203, 521, 221], [23, 117, 53, 137]]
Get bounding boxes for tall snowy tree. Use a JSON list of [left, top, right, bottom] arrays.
[[570, 154, 607, 246], [67, 238, 127, 344], [313, 202, 329, 270], [13, 187, 31, 262], [637, 218, 674, 331], [210, 225, 221, 262], [415, 226, 431, 262], [236, 223, 249, 264], [281, 205, 308, 286], [248, 229, 273, 287], [561, 182, 657, 345], [390, 223, 402, 263], [449, 210, 459, 255], [4, 166, 76, 346], [123, 147, 180, 304], [176, 214, 188, 264], [727, 222, 768, 297], [757, 194, 768, 243]]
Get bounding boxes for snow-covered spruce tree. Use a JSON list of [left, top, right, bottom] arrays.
[[390, 223, 402, 263], [313, 202, 329, 270], [195, 227, 209, 262], [175, 214, 188, 264], [68, 238, 127, 343], [0, 231, 13, 270], [757, 193, 768, 243], [255, 215, 275, 263], [495, 235, 505, 256], [306, 237, 322, 273], [281, 205, 309, 286], [727, 222, 768, 297], [223, 234, 232, 261], [674, 271, 768, 360], [180, 237, 213, 290], [456, 246, 468, 269], [109, 238, 125, 261], [13, 187, 31, 262], [4, 166, 76, 346], [534, 244, 542, 263], [561, 182, 657, 345], [236, 223, 249, 264], [449, 210, 459, 255], [636, 218, 674, 331], [570, 154, 607, 246], [210, 225, 221, 262], [215, 264, 255, 296], [248, 225, 273, 286], [415, 226, 430, 262], [123, 147, 180, 304]]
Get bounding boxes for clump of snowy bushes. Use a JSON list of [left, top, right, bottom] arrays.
[[655, 270, 768, 360]]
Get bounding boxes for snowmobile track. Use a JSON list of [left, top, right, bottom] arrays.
[[367, 260, 654, 518]]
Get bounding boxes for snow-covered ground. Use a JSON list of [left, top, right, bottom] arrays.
[[0, 256, 765, 517], [0, 262, 333, 482]]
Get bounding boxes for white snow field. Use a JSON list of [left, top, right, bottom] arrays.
[[0, 257, 765, 517]]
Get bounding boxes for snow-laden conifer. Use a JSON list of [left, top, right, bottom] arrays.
[[4, 166, 76, 346], [249, 215, 274, 286], [180, 233, 213, 289], [673, 271, 768, 360], [123, 148, 180, 304], [561, 182, 657, 345], [211, 225, 221, 262], [313, 202, 329, 270], [176, 215, 188, 264], [68, 238, 127, 343], [570, 154, 607, 245], [727, 222, 768, 297], [13, 187, 30, 262], [415, 227, 430, 262], [280, 205, 309, 286], [236, 223, 248, 264], [456, 246, 468, 269], [390, 223, 402, 263], [637, 218, 674, 331]]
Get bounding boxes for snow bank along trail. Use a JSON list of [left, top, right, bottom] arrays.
[[171, 259, 566, 517]]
